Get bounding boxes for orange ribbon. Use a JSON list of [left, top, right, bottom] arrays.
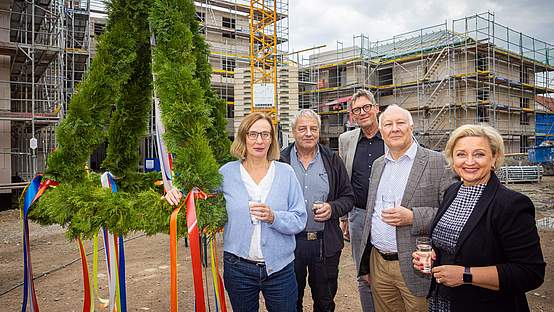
[[170, 188, 208, 312]]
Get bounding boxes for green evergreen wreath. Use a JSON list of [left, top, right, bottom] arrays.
[[28, 0, 230, 239]]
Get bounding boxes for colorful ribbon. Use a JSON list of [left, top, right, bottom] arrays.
[[118, 234, 127, 312], [170, 188, 209, 312], [154, 96, 173, 192], [186, 188, 208, 312], [100, 172, 127, 312], [209, 236, 227, 312], [78, 238, 92, 312], [21, 175, 42, 312], [21, 175, 59, 312], [169, 200, 184, 312], [92, 232, 110, 309]]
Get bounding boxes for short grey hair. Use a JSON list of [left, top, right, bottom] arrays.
[[292, 109, 321, 129], [351, 89, 376, 106], [378, 104, 414, 129]]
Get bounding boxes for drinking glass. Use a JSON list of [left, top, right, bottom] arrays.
[[382, 195, 396, 210], [248, 198, 261, 225], [416, 237, 433, 273], [381, 193, 398, 222], [312, 200, 324, 222]]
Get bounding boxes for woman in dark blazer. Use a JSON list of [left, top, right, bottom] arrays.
[[413, 124, 545, 312]]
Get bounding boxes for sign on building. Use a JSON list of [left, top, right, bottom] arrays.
[[253, 83, 274, 109]]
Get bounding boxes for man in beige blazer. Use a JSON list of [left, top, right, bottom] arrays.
[[339, 89, 384, 312], [357, 105, 457, 312]]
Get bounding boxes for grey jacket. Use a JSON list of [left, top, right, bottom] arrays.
[[338, 127, 361, 178], [357, 145, 458, 297]]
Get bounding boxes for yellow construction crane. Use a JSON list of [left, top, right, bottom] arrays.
[[249, 0, 278, 125]]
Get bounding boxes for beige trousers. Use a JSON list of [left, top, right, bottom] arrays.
[[369, 247, 428, 312]]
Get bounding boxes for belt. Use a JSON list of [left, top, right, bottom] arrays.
[[376, 249, 399, 261], [295, 231, 324, 241], [238, 256, 265, 266]]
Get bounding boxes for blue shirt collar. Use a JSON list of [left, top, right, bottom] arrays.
[[292, 143, 320, 163]]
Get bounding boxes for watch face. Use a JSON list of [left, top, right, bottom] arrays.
[[463, 267, 472, 284]]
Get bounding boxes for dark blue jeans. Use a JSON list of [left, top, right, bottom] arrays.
[[294, 238, 341, 312], [223, 252, 297, 312]]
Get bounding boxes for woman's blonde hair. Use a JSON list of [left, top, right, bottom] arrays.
[[230, 112, 280, 160], [444, 124, 505, 169]]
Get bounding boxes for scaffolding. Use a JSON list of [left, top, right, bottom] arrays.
[[1, 0, 292, 201], [190, 1, 287, 122], [297, 12, 554, 152], [143, 0, 290, 158], [0, 0, 92, 196], [192, 0, 289, 137], [196, 0, 252, 120]]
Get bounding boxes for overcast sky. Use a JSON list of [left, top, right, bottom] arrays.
[[288, 0, 554, 55]]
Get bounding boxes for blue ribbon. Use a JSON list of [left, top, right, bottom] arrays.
[[118, 234, 127, 312], [21, 175, 42, 312]]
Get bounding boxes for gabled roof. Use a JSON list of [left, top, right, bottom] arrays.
[[368, 30, 465, 60]]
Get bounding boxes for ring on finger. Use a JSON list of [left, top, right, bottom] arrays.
[[436, 278, 441, 283]]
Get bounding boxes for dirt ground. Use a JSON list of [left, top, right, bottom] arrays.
[[1, 177, 553, 311]]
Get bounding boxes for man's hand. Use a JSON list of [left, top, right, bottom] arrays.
[[381, 206, 413, 226], [340, 219, 350, 241], [360, 274, 371, 285], [314, 202, 332, 222]]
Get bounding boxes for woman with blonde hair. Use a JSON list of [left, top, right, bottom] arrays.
[[413, 124, 545, 312], [166, 112, 306, 311]]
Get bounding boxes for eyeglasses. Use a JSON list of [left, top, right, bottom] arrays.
[[247, 131, 271, 141], [351, 104, 376, 115]]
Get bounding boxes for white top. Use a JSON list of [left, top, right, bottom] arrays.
[[240, 160, 276, 261], [371, 142, 418, 253]]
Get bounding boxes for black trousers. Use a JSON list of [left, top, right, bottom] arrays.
[[294, 238, 341, 312]]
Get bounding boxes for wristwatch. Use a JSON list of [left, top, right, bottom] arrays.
[[463, 266, 472, 284]]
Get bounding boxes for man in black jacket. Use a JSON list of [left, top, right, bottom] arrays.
[[280, 109, 354, 312]]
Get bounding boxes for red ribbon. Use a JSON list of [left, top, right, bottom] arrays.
[[186, 188, 207, 312], [170, 188, 208, 312], [78, 238, 91, 312], [33, 179, 59, 205]]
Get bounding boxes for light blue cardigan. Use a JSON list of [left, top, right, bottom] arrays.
[[219, 160, 307, 275]]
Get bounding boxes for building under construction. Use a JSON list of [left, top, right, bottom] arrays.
[[0, 0, 293, 206], [0, 0, 106, 204], [297, 12, 554, 153], [192, 0, 295, 142]]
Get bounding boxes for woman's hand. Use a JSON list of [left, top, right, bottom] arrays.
[[412, 249, 436, 273], [164, 188, 183, 206], [432, 265, 465, 287], [249, 202, 275, 224]]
